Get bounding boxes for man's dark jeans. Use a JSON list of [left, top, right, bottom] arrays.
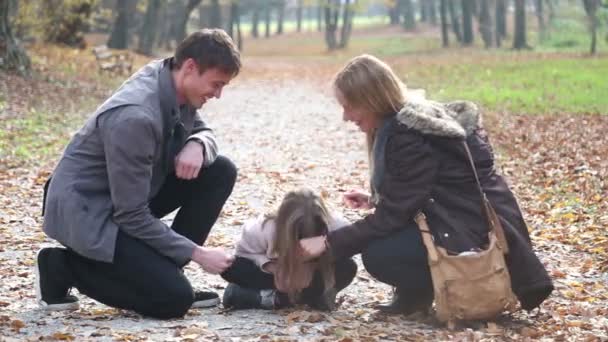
[[57, 156, 237, 319]]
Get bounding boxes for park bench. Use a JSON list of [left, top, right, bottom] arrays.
[[92, 45, 133, 75]]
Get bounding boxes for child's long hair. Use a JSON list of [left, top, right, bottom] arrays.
[[265, 189, 335, 302]]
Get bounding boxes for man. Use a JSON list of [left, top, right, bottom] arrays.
[[37, 29, 240, 319]]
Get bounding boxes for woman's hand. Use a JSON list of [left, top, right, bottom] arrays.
[[262, 261, 277, 274], [299, 235, 328, 260], [343, 189, 373, 209]]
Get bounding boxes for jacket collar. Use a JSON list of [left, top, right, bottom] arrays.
[[159, 58, 181, 122], [395, 99, 481, 138]]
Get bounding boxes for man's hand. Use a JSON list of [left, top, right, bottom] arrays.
[[299, 235, 328, 260], [175, 140, 205, 180], [343, 189, 373, 209], [191, 246, 234, 274]]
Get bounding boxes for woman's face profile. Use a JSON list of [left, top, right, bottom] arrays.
[[336, 90, 377, 134]]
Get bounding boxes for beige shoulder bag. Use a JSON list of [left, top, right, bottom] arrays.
[[415, 142, 518, 324]]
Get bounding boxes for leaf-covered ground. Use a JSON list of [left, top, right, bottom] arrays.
[[1, 47, 607, 341]]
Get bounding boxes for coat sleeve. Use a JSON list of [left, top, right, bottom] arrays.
[[187, 112, 218, 167], [328, 130, 439, 259], [235, 216, 274, 270], [100, 106, 197, 265]]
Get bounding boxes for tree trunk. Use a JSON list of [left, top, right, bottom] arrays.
[[440, 0, 449, 47], [495, 0, 506, 46], [199, 3, 207, 28], [209, 0, 222, 29], [449, 0, 462, 42], [513, 0, 529, 49], [175, 0, 202, 43], [324, 0, 339, 50], [545, 0, 555, 26], [276, 0, 285, 35], [264, 1, 271, 38], [421, 0, 428, 22], [308, 3, 315, 31], [389, 2, 400, 25], [229, 2, 242, 50], [535, 0, 546, 42], [317, 1, 323, 32], [156, 3, 170, 49], [339, 0, 354, 48], [428, 0, 438, 26], [167, 1, 185, 49], [471, 0, 479, 18], [251, 5, 259, 38], [401, 0, 416, 30], [138, 0, 162, 56], [227, 1, 234, 37], [582, 0, 600, 54], [296, 0, 303, 32], [479, 0, 493, 48], [461, 0, 474, 45], [108, 0, 138, 49], [0, 0, 30, 74]]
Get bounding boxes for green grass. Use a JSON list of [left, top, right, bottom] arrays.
[[0, 108, 71, 162], [0, 95, 100, 164], [348, 35, 440, 56], [402, 57, 608, 115], [534, 16, 608, 53], [238, 15, 388, 36]]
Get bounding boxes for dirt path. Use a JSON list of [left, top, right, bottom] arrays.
[[1, 68, 607, 340]]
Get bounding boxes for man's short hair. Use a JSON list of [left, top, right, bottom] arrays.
[[174, 29, 241, 77]]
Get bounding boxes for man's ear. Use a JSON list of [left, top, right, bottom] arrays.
[[183, 58, 198, 74]]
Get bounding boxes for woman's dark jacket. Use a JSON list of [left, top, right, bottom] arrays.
[[327, 100, 553, 310]]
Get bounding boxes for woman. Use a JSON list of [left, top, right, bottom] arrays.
[[301, 55, 553, 315], [221, 188, 357, 310]]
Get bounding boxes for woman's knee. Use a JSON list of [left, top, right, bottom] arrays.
[[361, 243, 387, 280], [334, 258, 357, 291]]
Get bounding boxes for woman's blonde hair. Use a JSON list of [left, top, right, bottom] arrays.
[[266, 188, 335, 302], [333, 54, 407, 124], [333, 54, 408, 173]]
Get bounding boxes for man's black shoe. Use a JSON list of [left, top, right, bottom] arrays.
[[191, 290, 220, 308], [35, 248, 79, 311]]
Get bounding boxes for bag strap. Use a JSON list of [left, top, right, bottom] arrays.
[[414, 212, 440, 263], [462, 141, 510, 254], [462, 142, 485, 200]]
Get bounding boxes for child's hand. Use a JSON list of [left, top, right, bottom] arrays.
[[299, 236, 328, 260], [343, 189, 373, 209]]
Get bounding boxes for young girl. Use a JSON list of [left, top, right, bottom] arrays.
[[221, 188, 357, 310]]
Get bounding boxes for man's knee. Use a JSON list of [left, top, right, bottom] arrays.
[[207, 155, 237, 186], [146, 279, 194, 319]]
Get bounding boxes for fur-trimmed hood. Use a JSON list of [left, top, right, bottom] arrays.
[[396, 99, 482, 138]]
